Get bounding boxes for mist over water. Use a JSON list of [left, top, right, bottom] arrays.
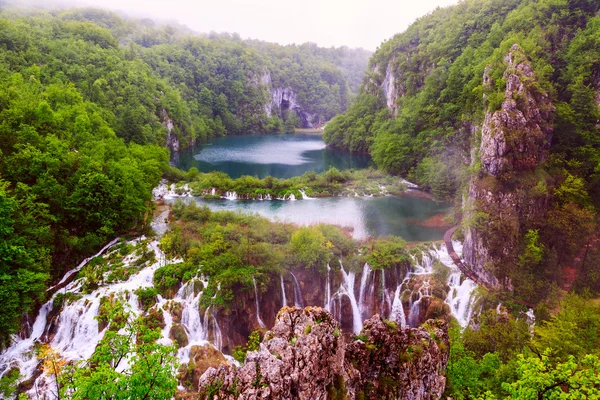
[[172, 133, 373, 179]]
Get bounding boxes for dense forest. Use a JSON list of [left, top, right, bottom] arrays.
[[0, 5, 369, 344], [325, 0, 600, 298], [2, 0, 600, 399]]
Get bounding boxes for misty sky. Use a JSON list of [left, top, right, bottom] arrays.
[[50, 0, 460, 50]]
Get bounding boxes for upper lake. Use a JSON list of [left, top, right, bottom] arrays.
[[172, 133, 373, 179]]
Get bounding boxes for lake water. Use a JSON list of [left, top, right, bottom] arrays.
[[169, 196, 450, 242], [169, 133, 449, 242], [172, 133, 373, 178]]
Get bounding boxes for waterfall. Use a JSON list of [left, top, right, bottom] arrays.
[[358, 263, 372, 320], [289, 193, 296, 201], [337, 263, 362, 334], [389, 286, 407, 327], [280, 275, 288, 307], [407, 282, 430, 327], [299, 189, 314, 200], [290, 272, 305, 308], [252, 277, 265, 328], [434, 242, 478, 327], [324, 264, 331, 312], [211, 188, 216, 196], [178, 280, 205, 345], [224, 191, 238, 200]]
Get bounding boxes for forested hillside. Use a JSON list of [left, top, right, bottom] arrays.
[[0, 5, 369, 344], [324, 0, 600, 302]]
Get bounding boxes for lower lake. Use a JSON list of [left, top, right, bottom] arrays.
[[170, 195, 450, 242]]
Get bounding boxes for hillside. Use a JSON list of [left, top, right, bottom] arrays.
[[324, 0, 600, 304], [0, 5, 369, 344]]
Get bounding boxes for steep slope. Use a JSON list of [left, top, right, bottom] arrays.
[[324, 0, 600, 301]]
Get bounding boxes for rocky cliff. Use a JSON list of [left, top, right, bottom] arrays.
[[259, 71, 320, 128], [462, 44, 555, 288], [197, 307, 449, 400]]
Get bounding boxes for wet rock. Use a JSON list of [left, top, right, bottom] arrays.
[[198, 306, 344, 399], [198, 307, 449, 400], [169, 323, 189, 348], [178, 344, 228, 392]]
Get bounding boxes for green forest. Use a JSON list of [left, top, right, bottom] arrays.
[[325, 0, 600, 299], [0, 5, 369, 344], [1, 0, 600, 399]]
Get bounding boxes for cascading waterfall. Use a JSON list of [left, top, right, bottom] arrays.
[[324, 264, 331, 312], [224, 191, 238, 200], [280, 275, 288, 307], [435, 242, 478, 327], [334, 263, 362, 334], [389, 286, 407, 327], [290, 272, 305, 308], [0, 236, 227, 395], [357, 263, 372, 320], [252, 277, 266, 328], [299, 189, 314, 200], [407, 282, 431, 327]]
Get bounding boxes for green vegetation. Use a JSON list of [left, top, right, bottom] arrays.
[[0, 5, 368, 344], [446, 295, 600, 399], [232, 330, 261, 363], [158, 201, 411, 309], [325, 0, 600, 304], [176, 167, 408, 199], [36, 308, 178, 400]]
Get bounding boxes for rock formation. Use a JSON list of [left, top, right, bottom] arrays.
[[463, 44, 555, 288], [197, 307, 449, 400]]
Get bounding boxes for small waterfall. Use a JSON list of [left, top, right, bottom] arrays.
[[324, 264, 331, 312], [224, 191, 238, 200], [252, 277, 265, 328], [407, 282, 430, 327], [299, 189, 314, 200], [434, 242, 478, 327], [389, 286, 407, 327], [289, 193, 296, 201], [358, 263, 372, 320], [211, 188, 216, 196], [280, 275, 288, 307], [337, 263, 362, 334], [178, 280, 205, 344], [290, 272, 305, 308]]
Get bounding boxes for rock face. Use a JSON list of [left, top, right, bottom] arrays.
[[479, 45, 554, 178], [381, 60, 399, 117], [197, 307, 449, 400], [162, 108, 181, 152], [258, 71, 319, 128], [344, 317, 449, 400], [463, 44, 555, 288]]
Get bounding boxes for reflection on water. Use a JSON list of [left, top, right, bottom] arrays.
[[168, 196, 450, 242], [172, 133, 373, 178]]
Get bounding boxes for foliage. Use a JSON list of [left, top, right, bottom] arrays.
[[58, 310, 178, 399], [232, 330, 261, 363]]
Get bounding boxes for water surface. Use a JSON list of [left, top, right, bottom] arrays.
[[172, 133, 373, 178], [171, 196, 450, 242]]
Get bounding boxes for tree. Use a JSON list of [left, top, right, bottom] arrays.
[[58, 311, 178, 400], [502, 352, 600, 399]]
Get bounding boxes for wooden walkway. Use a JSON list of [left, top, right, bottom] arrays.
[[443, 226, 490, 290]]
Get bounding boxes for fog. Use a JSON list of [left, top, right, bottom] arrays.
[[4, 0, 460, 50]]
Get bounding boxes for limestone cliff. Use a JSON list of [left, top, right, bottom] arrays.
[[463, 44, 555, 288], [197, 307, 449, 400]]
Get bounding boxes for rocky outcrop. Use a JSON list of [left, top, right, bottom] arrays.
[[344, 317, 448, 400], [197, 307, 449, 400], [381, 60, 399, 117], [178, 345, 229, 393], [161, 108, 180, 152], [479, 45, 554, 178], [463, 44, 555, 288]]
